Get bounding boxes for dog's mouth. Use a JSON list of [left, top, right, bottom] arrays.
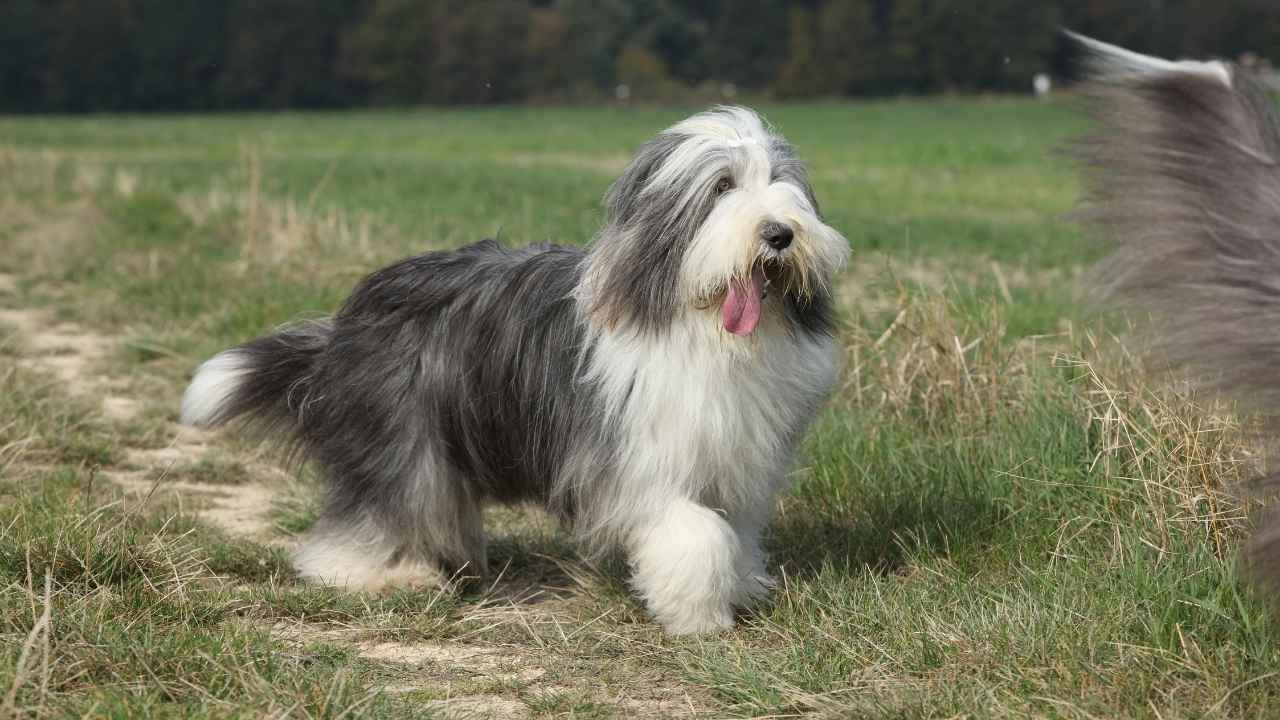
[[704, 259, 790, 336], [722, 266, 765, 336]]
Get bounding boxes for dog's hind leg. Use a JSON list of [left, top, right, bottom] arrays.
[[404, 468, 489, 583], [294, 458, 488, 590], [627, 498, 740, 635], [293, 513, 437, 591]]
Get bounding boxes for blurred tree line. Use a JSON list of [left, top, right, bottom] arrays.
[[1, 0, 1277, 112]]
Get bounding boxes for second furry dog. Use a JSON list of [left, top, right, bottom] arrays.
[[1070, 35, 1280, 587]]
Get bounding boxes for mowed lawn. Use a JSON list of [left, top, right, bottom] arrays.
[[2, 99, 1278, 718]]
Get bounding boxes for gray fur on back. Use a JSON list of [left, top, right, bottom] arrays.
[[1075, 51, 1280, 408]]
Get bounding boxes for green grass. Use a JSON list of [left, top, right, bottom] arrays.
[[2, 98, 1278, 718]]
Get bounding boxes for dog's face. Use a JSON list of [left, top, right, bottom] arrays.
[[584, 107, 849, 336]]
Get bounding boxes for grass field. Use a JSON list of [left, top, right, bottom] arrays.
[[2, 99, 1279, 718]]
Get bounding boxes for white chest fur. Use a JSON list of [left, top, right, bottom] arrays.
[[583, 308, 838, 532]]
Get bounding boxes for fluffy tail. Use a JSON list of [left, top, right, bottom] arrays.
[[1068, 33, 1280, 583], [180, 319, 332, 434]]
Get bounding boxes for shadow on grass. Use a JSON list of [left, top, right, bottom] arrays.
[[480, 509, 633, 607], [767, 488, 1010, 579], [478, 482, 1012, 610]]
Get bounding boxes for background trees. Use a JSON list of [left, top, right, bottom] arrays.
[[1, 0, 1276, 112]]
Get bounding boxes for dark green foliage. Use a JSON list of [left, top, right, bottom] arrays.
[[1, 0, 1277, 111], [340, 0, 534, 104], [216, 0, 363, 109]]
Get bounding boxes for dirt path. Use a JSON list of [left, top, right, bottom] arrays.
[[0, 282, 282, 540]]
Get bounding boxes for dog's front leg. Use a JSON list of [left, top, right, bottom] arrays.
[[729, 505, 777, 609], [628, 498, 740, 635]]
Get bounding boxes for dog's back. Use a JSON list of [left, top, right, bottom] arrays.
[[320, 238, 594, 496]]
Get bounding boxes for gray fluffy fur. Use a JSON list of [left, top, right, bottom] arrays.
[[1069, 34, 1280, 587]]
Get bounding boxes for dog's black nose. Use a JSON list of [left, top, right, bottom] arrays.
[[760, 221, 794, 251]]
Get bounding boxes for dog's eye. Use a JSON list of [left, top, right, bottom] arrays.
[[714, 177, 734, 196]]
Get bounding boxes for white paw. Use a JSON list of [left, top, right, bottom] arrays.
[[659, 603, 736, 635], [628, 498, 743, 635]]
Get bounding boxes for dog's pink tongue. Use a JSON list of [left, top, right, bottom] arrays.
[[722, 267, 765, 336]]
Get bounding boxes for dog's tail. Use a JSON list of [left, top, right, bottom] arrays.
[[180, 318, 332, 436], [1068, 33, 1280, 582]]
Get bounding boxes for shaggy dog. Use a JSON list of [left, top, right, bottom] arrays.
[[180, 107, 849, 634], [1069, 34, 1280, 585]]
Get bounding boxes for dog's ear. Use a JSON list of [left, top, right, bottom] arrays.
[[585, 218, 689, 334], [604, 132, 685, 226], [768, 138, 820, 217], [586, 132, 702, 333]]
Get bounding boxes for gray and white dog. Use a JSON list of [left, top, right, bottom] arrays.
[[180, 107, 849, 634], [1070, 36, 1280, 586]]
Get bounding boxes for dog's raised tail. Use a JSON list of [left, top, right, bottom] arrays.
[[180, 319, 332, 432], [1070, 33, 1280, 583]]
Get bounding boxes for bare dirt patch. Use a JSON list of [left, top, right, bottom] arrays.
[[107, 430, 281, 539], [354, 634, 704, 718], [0, 308, 112, 389], [425, 695, 531, 719], [0, 300, 281, 540], [111, 467, 280, 538], [100, 395, 140, 421]]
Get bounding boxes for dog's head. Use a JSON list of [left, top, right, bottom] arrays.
[[583, 106, 849, 337]]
